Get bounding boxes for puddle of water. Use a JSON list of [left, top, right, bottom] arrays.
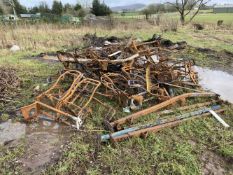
[[195, 66, 233, 104], [26, 118, 70, 134], [0, 120, 26, 146]]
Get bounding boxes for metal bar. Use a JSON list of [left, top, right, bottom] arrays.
[[157, 100, 219, 115], [209, 110, 230, 128], [159, 82, 203, 93], [110, 92, 216, 129], [108, 51, 122, 57], [146, 63, 152, 92], [108, 108, 225, 142], [57, 53, 139, 64], [101, 105, 221, 142]]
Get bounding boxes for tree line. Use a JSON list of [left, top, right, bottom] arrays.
[[0, 0, 112, 17], [0, 0, 211, 25]]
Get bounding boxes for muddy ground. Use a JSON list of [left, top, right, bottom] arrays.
[[194, 47, 233, 74], [1, 119, 73, 175]]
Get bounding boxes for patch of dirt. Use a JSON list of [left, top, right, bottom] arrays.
[[18, 120, 73, 175], [20, 132, 61, 174], [29, 52, 59, 63], [192, 47, 233, 75], [83, 33, 126, 47], [200, 150, 228, 175], [192, 33, 233, 45], [196, 47, 233, 58]]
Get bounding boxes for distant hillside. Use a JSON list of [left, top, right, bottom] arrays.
[[111, 3, 146, 12]]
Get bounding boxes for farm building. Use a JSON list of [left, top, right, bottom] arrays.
[[60, 15, 80, 24], [2, 14, 18, 21], [20, 13, 41, 19], [213, 4, 233, 13]]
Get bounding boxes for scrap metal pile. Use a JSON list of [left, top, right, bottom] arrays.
[[21, 34, 229, 142]]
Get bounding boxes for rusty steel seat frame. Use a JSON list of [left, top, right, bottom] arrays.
[[21, 70, 101, 129], [36, 70, 83, 106]]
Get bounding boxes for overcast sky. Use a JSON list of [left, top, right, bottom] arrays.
[[19, 0, 233, 8]]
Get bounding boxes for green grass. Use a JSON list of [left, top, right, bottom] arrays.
[[0, 141, 26, 174], [44, 101, 233, 175], [0, 51, 61, 112], [114, 10, 233, 25], [164, 12, 233, 25], [193, 13, 233, 25], [0, 51, 62, 173], [160, 28, 233, 53]]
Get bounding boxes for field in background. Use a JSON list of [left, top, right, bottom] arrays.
[[0, 15, 233, 57], [113, 10, 233, 25], [193, 13, 233, 24]]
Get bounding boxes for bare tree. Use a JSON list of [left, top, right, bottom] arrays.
[[8, 0, 17, 16], [141, 4, 163, 20], [3, 0, 17, 16], [167, 0, 210, 25]]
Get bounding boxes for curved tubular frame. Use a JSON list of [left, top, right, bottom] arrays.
[[36, 70, 83, 102], [21, 70, 101, 127]]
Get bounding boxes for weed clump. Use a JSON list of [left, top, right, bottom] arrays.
[[160, 18, 178, 32], [0, 66, 20, 102]]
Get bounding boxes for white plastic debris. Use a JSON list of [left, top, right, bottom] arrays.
[[104, 41, 112, 46], [130, 98, 142, 110], [123, 107, 131, 113], [108, 51, 121, 57], [209, 110, 230, 128], [10, 45, 20, 52], [151, 55, 160, 63], [71, 116, 83, 130], [34, 85, 40, 92]]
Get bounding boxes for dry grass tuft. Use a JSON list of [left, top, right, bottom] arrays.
[[160, 17, 179, 32], [0, 21, 158, 54]]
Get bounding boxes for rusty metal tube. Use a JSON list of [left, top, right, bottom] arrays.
[[111, 108, 224, 142], [57, 53, 139, 64], [101, 105, 221, 142], [110, 92, 216, 128]]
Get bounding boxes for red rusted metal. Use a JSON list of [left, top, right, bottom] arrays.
[[21, 70, 102, 128], [111, 109, 224, 142], [22, 35, 216, 137], [110, 92, 217, 130]]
